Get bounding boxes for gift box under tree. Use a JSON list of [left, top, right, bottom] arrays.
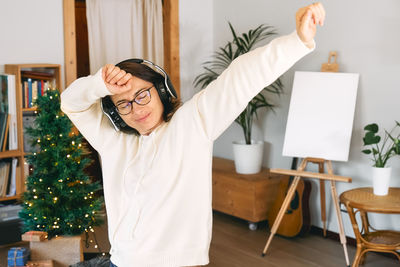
[[30, 235, 83, 267], [7, 247, 30, 267], [26, 259, 54, 267], [21, 231, 48, 242]]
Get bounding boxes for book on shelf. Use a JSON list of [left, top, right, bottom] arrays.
[[28, 78, 32, 108], [23, 80, 28, 108], [0, 113, 9, 151], [32, 80, 38, 106], [6, 158, 18, 197], [0, 74, 17, 150], [2, 114, 10, 151], [0, 160, 11, 197]]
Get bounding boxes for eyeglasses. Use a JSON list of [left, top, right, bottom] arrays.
[[115, 86, 153, 115]]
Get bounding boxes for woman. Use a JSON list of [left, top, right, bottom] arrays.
[[61, 3, 325, 267]]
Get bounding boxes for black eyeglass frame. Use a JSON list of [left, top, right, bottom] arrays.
[[115, 86, 154, 115]]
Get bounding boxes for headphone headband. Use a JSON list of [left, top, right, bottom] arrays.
[[116, 58, 177, 99]]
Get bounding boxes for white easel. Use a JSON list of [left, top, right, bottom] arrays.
[[262, 52, 355, 266], [261, 157, 351, 267]]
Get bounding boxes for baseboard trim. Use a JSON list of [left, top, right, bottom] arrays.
[[310, 225, 357, 246], [310, 225, 398, 260]]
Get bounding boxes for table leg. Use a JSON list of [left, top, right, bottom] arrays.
[[358, 211, 370, 264], [360, 211, 369, 234], [261, 175, 301, 256], [352, 245, 363, 267]]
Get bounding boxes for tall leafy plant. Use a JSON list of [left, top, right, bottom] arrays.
[[194, 23, 283, 144]]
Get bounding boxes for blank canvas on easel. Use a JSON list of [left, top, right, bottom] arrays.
[[283, 71, 359, 162]]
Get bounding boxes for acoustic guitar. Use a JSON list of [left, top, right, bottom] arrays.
[[267, 157, 311, 237]]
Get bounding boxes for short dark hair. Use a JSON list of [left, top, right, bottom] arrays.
[[104, 61, 181, 135]]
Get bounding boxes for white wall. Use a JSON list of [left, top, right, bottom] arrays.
[[179, 0, 214, 101], [0, 0, 64, 86], [180, 0, 400, 237]]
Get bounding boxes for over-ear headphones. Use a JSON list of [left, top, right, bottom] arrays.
[[100, 59, 177, 132]]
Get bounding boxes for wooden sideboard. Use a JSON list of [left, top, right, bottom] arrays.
[[212, 157, 286, 230]]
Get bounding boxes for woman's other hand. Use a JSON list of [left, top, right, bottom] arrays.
[[296, 2, 326, 48], [102, 64, 133, 94]]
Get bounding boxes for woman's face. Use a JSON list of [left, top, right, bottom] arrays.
[[110, 76, 164, 135]]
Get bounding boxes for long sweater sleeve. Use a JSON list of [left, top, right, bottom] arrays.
[[60, 68, 117, 151], [193, 31, 314, 141]]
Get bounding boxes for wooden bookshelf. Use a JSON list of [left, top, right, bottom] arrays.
[[0, 64, 61, 203], [22, 108, 37, 112], [0, 150, 22, 159], [0, 195, 19, 202]]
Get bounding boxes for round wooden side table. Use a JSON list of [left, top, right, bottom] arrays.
[[340, 187, 400, 267]]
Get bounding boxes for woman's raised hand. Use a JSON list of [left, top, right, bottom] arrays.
[[102, 64, 133, 94], [296, 2, 326, 48]]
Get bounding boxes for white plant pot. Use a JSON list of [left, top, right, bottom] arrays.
[[372, 166, 392, 196], [232, 140, 264, 174]]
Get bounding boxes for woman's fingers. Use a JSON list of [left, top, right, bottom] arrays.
[[117, 73, 132, 86], [296, 7, 307, 26], [302, 9, 313, 28], [317, 3, 326, 25], [106, 67, 121, 84], [104, 64, 116, 80], [309, 3, 325, 26], [109, 69, 126, 85]]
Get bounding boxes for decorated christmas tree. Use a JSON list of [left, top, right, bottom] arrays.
[[19, 89, 103, 239]]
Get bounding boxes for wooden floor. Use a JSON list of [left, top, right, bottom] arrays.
[[208, 211, 399, 267], [1, 211, 398, 267]]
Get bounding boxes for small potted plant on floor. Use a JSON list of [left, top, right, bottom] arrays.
[[362, 121, 400, 195], [194, 23, 283, 174]]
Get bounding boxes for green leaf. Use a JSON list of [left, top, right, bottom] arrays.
[[394, 141, 400, 154], [363, 132, 380, 145], [386, 131, 396, 142], [362, 149, 371, 154], [364, 123, 378, 133]]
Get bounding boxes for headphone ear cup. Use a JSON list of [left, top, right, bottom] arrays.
[[165, 76, 177, 99], [155, 80, 170, 106], [101, 96, 127, 131]]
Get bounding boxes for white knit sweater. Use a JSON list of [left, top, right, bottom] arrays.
[[61, 31, 313, 267]]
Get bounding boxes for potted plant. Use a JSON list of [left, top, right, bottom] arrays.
[[362, 121, 400, 195], [194, 23, 283, 174]]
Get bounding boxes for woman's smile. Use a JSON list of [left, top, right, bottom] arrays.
[[135, 112, 151, 122]]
